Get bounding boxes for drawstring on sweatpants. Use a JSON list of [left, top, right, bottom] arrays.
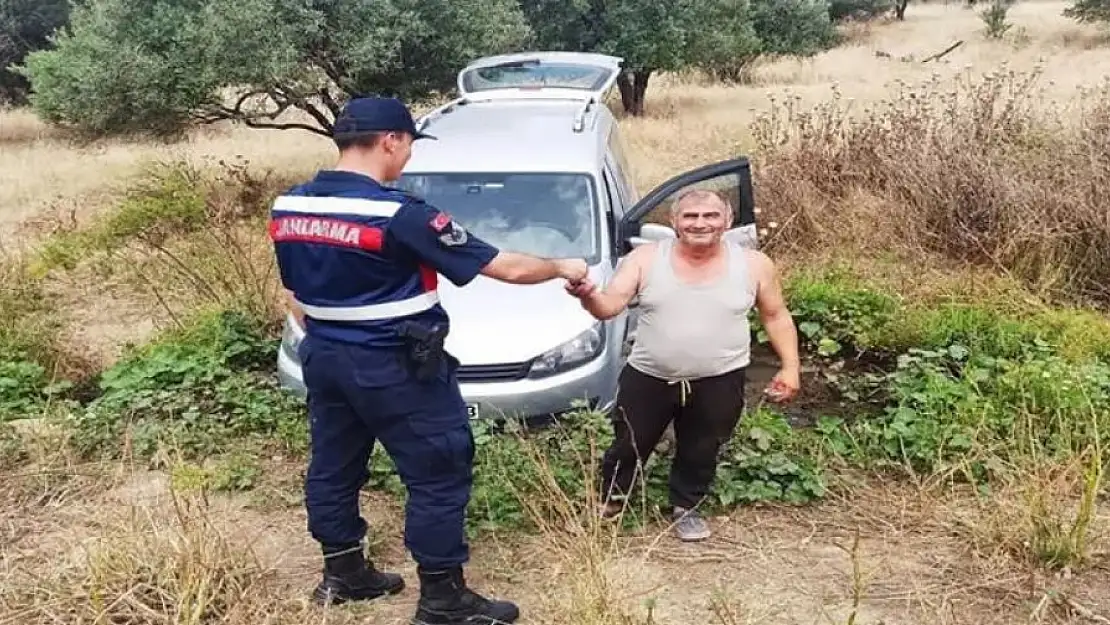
[[669, 378, 692, 406]]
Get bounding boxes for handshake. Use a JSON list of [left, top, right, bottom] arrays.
[[553, 259, 595, 299]]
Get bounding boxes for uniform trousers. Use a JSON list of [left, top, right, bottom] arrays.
[[299, 334, 473, 569]]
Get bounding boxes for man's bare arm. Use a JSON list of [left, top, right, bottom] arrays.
[[576, 245, 649, 320], [748, 250, 800, 373]]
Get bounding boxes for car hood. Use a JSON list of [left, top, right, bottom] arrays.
[[439, 265, 605, 365]]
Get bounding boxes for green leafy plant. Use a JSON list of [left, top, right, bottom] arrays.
[[69, 308, 306, 460], [711, 408, 827, 506]]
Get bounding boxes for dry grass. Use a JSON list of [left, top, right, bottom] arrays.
[[0, 113, 333, 253], [4, 448, 1108, 625], [749, 60, 1110, 305], [4, 2, 1110, 624]]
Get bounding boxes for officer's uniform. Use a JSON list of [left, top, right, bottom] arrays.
[[269, 97, 518, 625]]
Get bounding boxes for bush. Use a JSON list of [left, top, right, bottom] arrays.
[[981, 0, 1014, 39], [768, 265, 1110, 487], [751, 68, 1110, 308], [0, 254, 85, 420], [750, 0, 841, 57], [828, 0, 894, 20], [366, 408, 826, 534], [68, 308, 306, 460], [33, 158, 293, 329]]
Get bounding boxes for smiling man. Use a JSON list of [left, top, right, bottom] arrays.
[[565, 188, 801, 541]]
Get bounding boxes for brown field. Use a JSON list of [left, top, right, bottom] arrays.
[[4, 2, 1110, 624]]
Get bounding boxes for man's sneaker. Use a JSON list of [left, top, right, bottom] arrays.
[[671, 507, 712, 542], [598, 500, 623, 520], [412, 566, 519, 625], [312, 546, 405, 606]]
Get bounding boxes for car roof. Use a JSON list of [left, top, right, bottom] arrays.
[[403, 98, 615, 176]]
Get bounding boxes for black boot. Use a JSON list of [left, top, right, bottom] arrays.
[[411, 566, 519, 625], [312, 544, 405, 606]]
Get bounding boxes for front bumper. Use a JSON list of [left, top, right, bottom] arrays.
[[275, 316, 619, 421]]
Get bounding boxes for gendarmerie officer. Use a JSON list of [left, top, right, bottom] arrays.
[[269, 96, 588, 624]]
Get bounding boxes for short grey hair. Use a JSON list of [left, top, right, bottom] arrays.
[[671, 188, 732, 216]]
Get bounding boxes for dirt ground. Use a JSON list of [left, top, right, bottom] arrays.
[[5, 4, 1110, 624], [3, 463, 1108, 625]]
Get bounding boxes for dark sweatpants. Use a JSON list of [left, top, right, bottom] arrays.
[[599, 364, 747, 510]]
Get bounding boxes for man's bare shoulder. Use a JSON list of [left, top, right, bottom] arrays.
[[741, 248, 777, 282], [620, 241, 658, 268]]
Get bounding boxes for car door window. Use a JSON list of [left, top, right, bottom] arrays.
[[600, 166, 621, 263], [617, 158, 758, 254]]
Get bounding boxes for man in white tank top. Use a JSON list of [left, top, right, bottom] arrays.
[[566, 189, 801, 541]]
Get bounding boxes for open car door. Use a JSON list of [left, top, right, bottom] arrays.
[[619, 157, 758, 254], [455, 51, 624, 103]]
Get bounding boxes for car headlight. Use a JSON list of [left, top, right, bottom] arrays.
[[527, 324, 605, 378]]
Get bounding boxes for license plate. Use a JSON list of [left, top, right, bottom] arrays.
[[466, 404, 479, 420]]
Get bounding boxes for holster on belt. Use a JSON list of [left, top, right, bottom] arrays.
[[396, 321, 449, 382]]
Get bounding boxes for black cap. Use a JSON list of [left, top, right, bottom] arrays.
[[332, 96, 437, 141]]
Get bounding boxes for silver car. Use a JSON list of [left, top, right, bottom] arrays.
[[276, 51, 760, 423]]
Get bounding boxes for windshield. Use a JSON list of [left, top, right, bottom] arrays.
[[396, 173, 600, 260]]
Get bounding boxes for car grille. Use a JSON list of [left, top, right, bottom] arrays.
[[456, 362, 530, 382]]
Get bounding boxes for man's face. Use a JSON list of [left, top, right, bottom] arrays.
[[381, 132, 414, 181], [671, 198, 731, 247]]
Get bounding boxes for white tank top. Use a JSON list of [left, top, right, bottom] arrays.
[[626, 238, 756, 382]]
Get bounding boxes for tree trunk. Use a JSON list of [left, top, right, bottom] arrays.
[[616, 69, 652, 116]]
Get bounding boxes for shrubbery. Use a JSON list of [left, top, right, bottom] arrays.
[[2, 50, 1110, 577], [752, 68, 1110, 309]]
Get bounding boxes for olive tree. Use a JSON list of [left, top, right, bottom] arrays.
[[519, 0, 836, 116], [18, 0, 532, 137], [0, 0, 70, 105], [1065, 0, 1110, 23]]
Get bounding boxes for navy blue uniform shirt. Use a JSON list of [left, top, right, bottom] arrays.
[[269, 170, 500, 348]]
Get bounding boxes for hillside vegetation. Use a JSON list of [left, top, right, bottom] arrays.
[[4, 2, 1110, 624]]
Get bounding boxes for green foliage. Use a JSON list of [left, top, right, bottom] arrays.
[[827, 0, 894, 20], [520, 0, 835, 113], [0, 360, 71, 421], [171, 452, 264, 494], [748, 0, 841, 57], [709, 408, 827, 506], [757, 265, 1110, 366], [824, 344, 1110, 478], [0, 0, 70, 105], [0, 256, 74, 422], [981, 0, 1014, 39], [746, 264, 1110, 494], [34, 162, 208, 273], [365, 408, 826, 534], [19, 0, 531, 138], [68, 309, 306, 460], [753, 265, 900, 358], [0, 258, 63, 364], [1064, 0, 1110, 23]]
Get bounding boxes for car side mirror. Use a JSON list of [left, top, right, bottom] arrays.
[[626, 222, 675, 250]]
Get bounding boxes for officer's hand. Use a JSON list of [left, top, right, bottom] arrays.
[[556, 258, 588, 282]]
